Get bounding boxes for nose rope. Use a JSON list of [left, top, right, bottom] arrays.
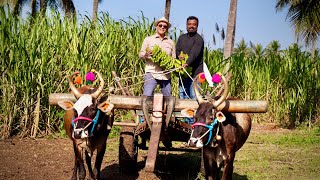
[[72, 110, 101, 135], [190, 119, 218, 146]]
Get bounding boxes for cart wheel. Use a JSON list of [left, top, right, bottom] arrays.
[[119, 125, 138, 174]]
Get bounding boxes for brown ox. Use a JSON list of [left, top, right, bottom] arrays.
[[181, 76, 251, 180], [58, 71, 114, 180]]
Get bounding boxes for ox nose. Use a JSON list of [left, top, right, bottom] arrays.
[[73, 129, 89, 139], [188, 137, 204, 148], [188, 137, 198, 147]]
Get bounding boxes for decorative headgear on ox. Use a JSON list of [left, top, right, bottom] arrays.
[[58, 70, 114, 139], [181, 74, 228, 148]]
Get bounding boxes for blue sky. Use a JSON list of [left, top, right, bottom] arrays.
[[72, 0, 318, 50]]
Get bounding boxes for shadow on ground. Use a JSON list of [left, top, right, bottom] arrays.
[[100, 150, 248, 180], [100, 151, 201, 179]]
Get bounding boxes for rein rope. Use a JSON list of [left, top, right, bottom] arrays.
[[111, 66, 184, 94], [111, 64, 224, 100]]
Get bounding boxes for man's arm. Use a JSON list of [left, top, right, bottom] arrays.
[[186, 35, 204, 65], [139, 37, 150, 60], [171, 41, 176, 59]]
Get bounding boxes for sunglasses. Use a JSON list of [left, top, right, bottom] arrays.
[[158, 24, 168, 28]]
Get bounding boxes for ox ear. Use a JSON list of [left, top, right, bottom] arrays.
[[216, 111, 226, 122], [181, 108, 196, 118], [98, 101, 114, 114], [58, 100, 74, 111]]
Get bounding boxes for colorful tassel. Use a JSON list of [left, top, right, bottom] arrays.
[[85, 69, 95, 85], [74, 75, 82, 85], [198, 72, 206, 84], [212, 72, 222, 85]]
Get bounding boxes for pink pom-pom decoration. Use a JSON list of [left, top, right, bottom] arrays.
[[85, 71, 95, 82], [212, 73, 221, 84], [198, 72, 206, 83]]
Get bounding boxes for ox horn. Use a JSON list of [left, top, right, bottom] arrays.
[[212, 75, 228, 108], [193, 76, 206, 104], [91, 70, 105, 99], [68, 71, 83, 99]]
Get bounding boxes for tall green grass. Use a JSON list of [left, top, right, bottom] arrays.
[[0, 7, 319, 138]]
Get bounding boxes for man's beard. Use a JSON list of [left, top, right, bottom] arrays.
[[188, 28, 197, 35], [188, 27, 197, 33]]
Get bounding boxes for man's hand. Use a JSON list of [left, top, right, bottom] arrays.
[[182, 63, 188, 68], [178, 54, 185, 60], [144, 50, 153, 59]]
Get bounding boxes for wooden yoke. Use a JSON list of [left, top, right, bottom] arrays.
[[49, 94, 268, 113]]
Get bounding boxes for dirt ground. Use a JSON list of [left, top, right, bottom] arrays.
[[0, 123, 283, 180]]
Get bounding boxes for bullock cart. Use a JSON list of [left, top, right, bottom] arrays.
[[49, 91, 268, 173], [49, 71, 268, 174]]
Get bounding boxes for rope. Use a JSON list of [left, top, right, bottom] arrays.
[[178, 73, 191, 99], [178, 66, 206, 99], [111, 66, 183, 94]]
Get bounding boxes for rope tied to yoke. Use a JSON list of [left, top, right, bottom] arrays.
[[111, 65, 225, 98], [111, 66, 184, 94]]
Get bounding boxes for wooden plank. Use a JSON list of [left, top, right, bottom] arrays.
[[145, 94, 163, 172]]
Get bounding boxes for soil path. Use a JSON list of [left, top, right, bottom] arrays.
[[0, 123, 281, 180]]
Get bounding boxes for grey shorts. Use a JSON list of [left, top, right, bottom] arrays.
[[143, 73, 172, 96]]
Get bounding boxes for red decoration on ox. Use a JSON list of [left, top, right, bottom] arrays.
[[85, 69, 96, 85], [198, 72, 206, 84], [74, 75, 82, 85]]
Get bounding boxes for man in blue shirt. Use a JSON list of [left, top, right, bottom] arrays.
[[176, 16, 204, 124]]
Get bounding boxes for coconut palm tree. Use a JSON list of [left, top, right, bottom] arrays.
[[61, 0, 75, 18], [265, 40, 281, 57], [92, 0, 103, 21], [276, 0, 320, 56], [2, 0, 74, 18], [234, 39, 250, 57], [222, 0, 237, 81], [249, 42, 265, 59], [164, 0, 171, 21], [10, 0, 25, 16], [1, 0, 36, 17], [223, 0, 237, 60]]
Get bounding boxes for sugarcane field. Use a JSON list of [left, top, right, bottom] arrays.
[[0, 1, 320, 180]]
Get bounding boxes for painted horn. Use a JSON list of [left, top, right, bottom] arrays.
[[193, 76, 206, 104], [212, 75, 228, 108], [91, 70, 105, 98], [68, 71, 83, 99]]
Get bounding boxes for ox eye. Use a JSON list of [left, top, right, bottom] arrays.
[[207, 117, 214, 122], [90, 107, 96, 112]]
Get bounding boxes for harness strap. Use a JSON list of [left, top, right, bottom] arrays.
[[73, 116, 93, 123], [72, 110, 101, 135], [191, 119, 218, 145]]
